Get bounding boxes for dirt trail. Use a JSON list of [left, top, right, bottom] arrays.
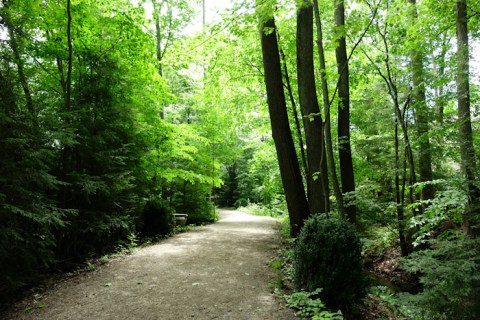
[[7, 210, 297, 320]]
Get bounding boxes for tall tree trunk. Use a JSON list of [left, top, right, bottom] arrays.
[[60, 0, 73, 209], [152, 0, 168, 119], [280, 48, 308, 179], [408, 0, 434, 202], [456, 0, 480, 236], [435, 37, 448, 125], [154, 1, 164, 77], [259, 17, 310, 237], [395, 119, 409, 256], [66, 0, 73, 113], [296, 2, 328, 215], [313, 0, 345, 217], [334, 0, 356, 224], [1, 0, 34, 116]]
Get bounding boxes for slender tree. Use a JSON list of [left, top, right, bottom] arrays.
[[456, 0, 480, 236], [1, 0, 34, 116], [408, 0, 434, 202], [280, 48, 308, 178], [334, 0, 356, 224], [313, 0, 346, 217], [296, 1, 328, 214], [259, 14, 310, 236]]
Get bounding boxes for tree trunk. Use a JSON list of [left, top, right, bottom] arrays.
[[313, 0, 345, 217], [296, 3, 328, 215], [361, 30, 421, 216], [259, 17, 310, 237], [280, 48, 308, 180], [408, 0, 434, 202], [60, 0, 73, 209], [435, 37, 448, 125], [152, 0, 167, 119], [456, 0, 480, 236], [66, 0, 73, 113], [1, 0, 34, 116], [395, 119, 409, 256], [334, 0, 356, 224]]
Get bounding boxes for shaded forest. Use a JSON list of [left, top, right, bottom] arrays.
[[1, 0, 480, 318]]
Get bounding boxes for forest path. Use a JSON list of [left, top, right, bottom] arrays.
[[8, 210, 296, 320]]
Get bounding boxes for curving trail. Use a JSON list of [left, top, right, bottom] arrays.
[[7, 210, 296, 320]]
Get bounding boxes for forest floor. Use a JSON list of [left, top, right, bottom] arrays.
[[5, 210, 296, 320]]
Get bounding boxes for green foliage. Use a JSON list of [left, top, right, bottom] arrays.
[[361, 226, 398, 258], [401, 238, 480, 320], [367, 286, 414, 319], [283, 289, 344, 319], [0, 0, 221, 299], [294, 215, 366, 311], [141, 198, 174, 237], [409, 181, 466, 246]]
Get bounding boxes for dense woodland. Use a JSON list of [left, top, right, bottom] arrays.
[[1, 0, 480, 318]]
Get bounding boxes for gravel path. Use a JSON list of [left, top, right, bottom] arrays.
[[6, 210, 297, 320]]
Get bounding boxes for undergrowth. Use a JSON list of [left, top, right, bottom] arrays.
[[271, 211, 347, 319]]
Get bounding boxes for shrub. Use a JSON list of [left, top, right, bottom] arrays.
[[141, 198, 174, 237], [400, 237, 480, 320], [293, 215, 366, 311], [170, 182, 216, 225]]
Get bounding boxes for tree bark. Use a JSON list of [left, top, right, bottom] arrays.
[[259, 17, 310, 237], [1, 0, 34, 116], [313, 0, 345, 217], [395, 119, 409, 256], [408, 0, 434, 202], [296, 3, 328, 215], [456, 0, 480, 236], [280, 48, 308, 180], [435, 37, 448, 125], [66, 0, 73, 113], [334, 0, 356, 224]]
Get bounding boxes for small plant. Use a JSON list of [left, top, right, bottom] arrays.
[[85, 261, 96, 271], [99, 255, 110, 265], [24, 303, 46, 313], [269, 258, 284, 289], [294, 215, 366, 311], [284, 289, 343, 319]]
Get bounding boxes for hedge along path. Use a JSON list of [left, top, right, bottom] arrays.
[[8, 210, 297, 320]]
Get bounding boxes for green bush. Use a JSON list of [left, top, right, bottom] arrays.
[[141, 198, 174, 237], [400, 237, 480, 320], [294, 215, 366, 311], [170, 182, 216, 225]]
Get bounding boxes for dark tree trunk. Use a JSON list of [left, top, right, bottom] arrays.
[[313, 0, 345, 217], [66, 0, 73, 113], [456, 0, 480, 236], [259, 17, 310, 237], [1, 0, 34, 116], [395, 120, 409, 256], [60, 0, 74, 209], [280, 48, 308, 180], [408, 0, 434, 202], [296, 3, 328, 215], [152, 0, 167, 119], [334, 0, 356, 224]]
